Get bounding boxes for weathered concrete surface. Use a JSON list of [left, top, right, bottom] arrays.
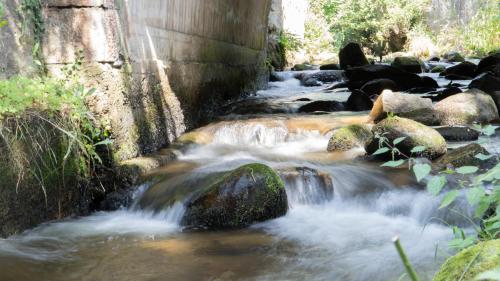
[[0, 0, 36, 79], [42, 0, 272, 160]]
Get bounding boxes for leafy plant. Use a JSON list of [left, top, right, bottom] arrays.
[[0, 2, 7, 29], [373, 125, 500, 250]]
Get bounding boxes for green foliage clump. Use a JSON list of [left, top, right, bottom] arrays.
[[279, 31, 303, 54], [373, 124, 499, 251], [0, 2, 7, 28], [310, 0, 429, 53], [0, 61, 111, 188]]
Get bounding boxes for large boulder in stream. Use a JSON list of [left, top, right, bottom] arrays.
[[366, 117, 447, 160], [360, 78, 398, 98], [339, 43, 369, 70], [299, 70, 344, 86], [298, 100, 345, 113], [440, 61, 477, 79], [433, 239, 500, 281], [434, 89, 499, 125], [182, 163, 288, 229], [476, 52, 500, 76], [327, 124, 373, 152], [370, 90, 439, 125], [345, 90, 373, 111], [469, 73, 500, 95], [435, 126, 479, 141], [345, 64, 437, 91], [391, 56, 424, 73]]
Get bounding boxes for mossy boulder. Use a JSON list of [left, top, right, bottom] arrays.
[[433, 239, 500, 281], [327, 124, 373, 152], [434, 143, 496, 170], [440, 61, 477, 79], [431, 65, 446, 73], [391, 56, 424, 73], [366, 117, 447, 160], [434, 89, 499, 125], [292, 63, 315, 71], [182, 163, 288, 229], [339, 42, 369, 70], [443, 51, 465, 63]]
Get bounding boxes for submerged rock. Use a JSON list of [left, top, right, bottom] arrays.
[[391, 56, 424, 73], [278, 167, 334, 204], [298, 100, 345, 113], [435, 126, 479, 141], [440, 61, 477, 79], [182, 163, 288, 229], [346, 90, 373, 111], [434, 89, 499, 125], [327, 124, 373, 152], [430, 65, 446, 73], [299, 70, 344, 86], [366, 117, 447, 160], [434, 143, 495, 170], [360, 78, 398, 98], [339, 43, 369, 70], [433, 239, 500, 281], [370, 90, 438, 125]]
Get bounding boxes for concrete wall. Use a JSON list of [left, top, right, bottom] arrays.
[[42, 0, 271, 160]]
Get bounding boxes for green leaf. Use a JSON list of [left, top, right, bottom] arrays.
[[381, 160, 405, 167], [427, 176, 446, 196], [393, 137, 406, 145], [466, 187, 485, 205], [448, 236, 476, 250], [94, 139, 113, 146], [439, 190, 460, 209], [475, 198, 491, 218], [413, 163, 431, 182], [475, 268, 500, 281], [373, 147, 390, 155], [411, 146, 426, 153], [475, 153, 494, 161], [456, 166, 479, 175]]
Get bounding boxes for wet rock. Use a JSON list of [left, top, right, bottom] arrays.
[[100, 189, 134, 211], [440, 61, 477, 79], [327, 124, 373, 152], [269, 71, 283, 82], [320, 63, 340, 70], [476, 52, 500, 76], [292, 63, 316, 71], [299, 70, 344, 86], [444, 74, 474, 80], [298, 100, 345, 113], [430, 65, 446, 73], [435, 126, 479, 141], [469, 73, 500, 95], [294, 98, 311, 102], [370, 90, 438, 125], [365, 117, 447, 160], [345, 64, 433, 91], [302, 78, 322, 87], [421, 76, 439, 88], [182, 163, 288, 229], [442, 51, 465, 63], [339, 42, 369, 70], [434, 143, 495, 170], [346, 89, 373, 111], [429, 56, 440, 62], [434, 89, 499, 125], [425, 87, 462, 102], [360, 78, 398, 98], [433, 239, 500, 281], [391, 56, 424, 73]]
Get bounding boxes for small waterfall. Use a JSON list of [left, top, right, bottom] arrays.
[[212, 122, 289, 146], [279, 167, 334, 206]]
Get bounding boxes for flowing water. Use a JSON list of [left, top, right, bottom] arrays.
[[0, 70, 486, 281]]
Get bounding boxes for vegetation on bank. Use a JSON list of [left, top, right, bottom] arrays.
[[293, 0, 500, 61]]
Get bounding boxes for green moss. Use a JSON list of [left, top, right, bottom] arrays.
[[433, 239, 500, 281], [431, 65, 446, 73], [327, 124, 372, 151], [234, 163, 285, 194]]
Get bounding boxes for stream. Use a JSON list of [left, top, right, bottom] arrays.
[[0, 68, 488, 281]]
